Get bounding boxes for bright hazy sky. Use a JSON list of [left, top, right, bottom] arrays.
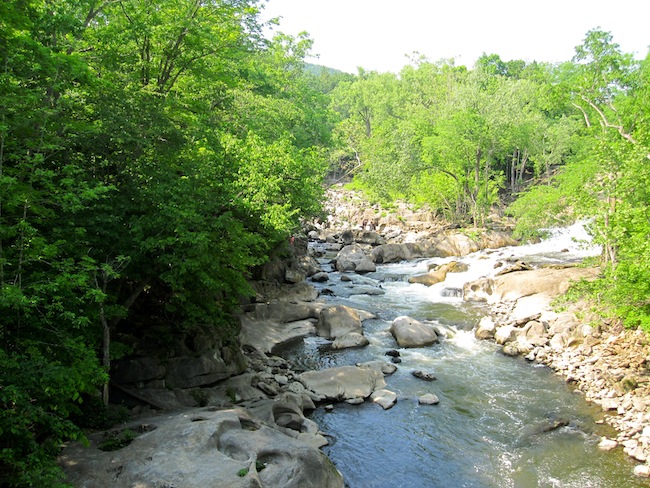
[[260, 0, 650, 74]]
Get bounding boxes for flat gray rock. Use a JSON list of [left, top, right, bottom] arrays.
[[299, 365, 386, 401]]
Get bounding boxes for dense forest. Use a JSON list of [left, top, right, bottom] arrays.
[[328, 30, 650, 333], [0, 1, 648, 485]]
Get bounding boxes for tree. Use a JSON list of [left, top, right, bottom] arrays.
[[1, 1, 333, 484], [509, 30, 650, 331]]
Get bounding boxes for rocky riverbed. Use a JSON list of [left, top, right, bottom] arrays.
[[60, 187, 650, 484]]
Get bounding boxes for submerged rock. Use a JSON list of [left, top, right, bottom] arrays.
[[412, 370, 437, 381], [370, 389, 398, 410]]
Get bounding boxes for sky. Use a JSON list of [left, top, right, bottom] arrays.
[[260, 0, 650, 74]]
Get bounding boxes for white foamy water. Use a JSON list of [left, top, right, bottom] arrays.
[[393, 221, 602, 304]]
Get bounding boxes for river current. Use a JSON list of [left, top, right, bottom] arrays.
[[277, 224, 650, 488]]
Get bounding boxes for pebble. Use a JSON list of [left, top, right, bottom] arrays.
[[634, 465, 650, 477]]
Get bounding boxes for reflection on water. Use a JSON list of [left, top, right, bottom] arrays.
[[277, 227, 649, 487]]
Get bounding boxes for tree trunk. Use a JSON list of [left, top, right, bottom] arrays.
[[95, 271, 111, 406], [100, 300, 110, 406], [516, 150, 529, 184], [510, 149, 517, 193]]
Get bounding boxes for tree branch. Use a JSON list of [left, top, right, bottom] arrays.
[[582, 96, 637, 144], [571, 102, 591, 128]]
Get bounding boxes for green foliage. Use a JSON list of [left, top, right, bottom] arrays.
[[98, 429, 138, 452], [0, 346, 105, 487], [1, 0, 332, 483], [329, 56, 571, 225], [509, 31, 650, 331], [328, 28, 650, 333]]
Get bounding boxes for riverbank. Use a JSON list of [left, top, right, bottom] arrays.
[[475, 287, 650, 478]]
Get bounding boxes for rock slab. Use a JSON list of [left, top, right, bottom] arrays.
[[299, 365, 386, 401], [60, 409, 344, 488]]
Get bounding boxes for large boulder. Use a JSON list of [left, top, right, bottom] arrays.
[[463, 267, 599, 304], [331, 332, 369, 350], [249, 281, 319, 303], [355, 230, 385, 245], [371, 243, 422, 264], [431, 230, 517, 257], [165, 351, 238, 389], [240, 317, 317, 354], [390, 316, 439, 348], [299, 365, 386, 401], [244, 302, 323, 324], [113, 324, 248, 390], [239, 302, 326, 353], [316, 305, 363, 340], [59, 409, 344, 488], [430, 233, 481, 257], [112, 357, 167, 385], [354, 257, 377, 274], [334, 244, 374, 273]]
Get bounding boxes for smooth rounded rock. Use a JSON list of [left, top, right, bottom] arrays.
[[418, 394, 440, 405], [390, 316, 439, 348]]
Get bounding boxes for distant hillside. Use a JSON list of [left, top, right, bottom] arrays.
[[304, 63, 349, 76]]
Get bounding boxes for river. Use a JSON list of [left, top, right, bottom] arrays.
[[277, 224, 650, 487]]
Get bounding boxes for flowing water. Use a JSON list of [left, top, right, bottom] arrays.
[[277, 224, 650, 488]]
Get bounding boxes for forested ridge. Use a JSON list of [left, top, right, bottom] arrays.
[[0, 0, 648, 485]]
